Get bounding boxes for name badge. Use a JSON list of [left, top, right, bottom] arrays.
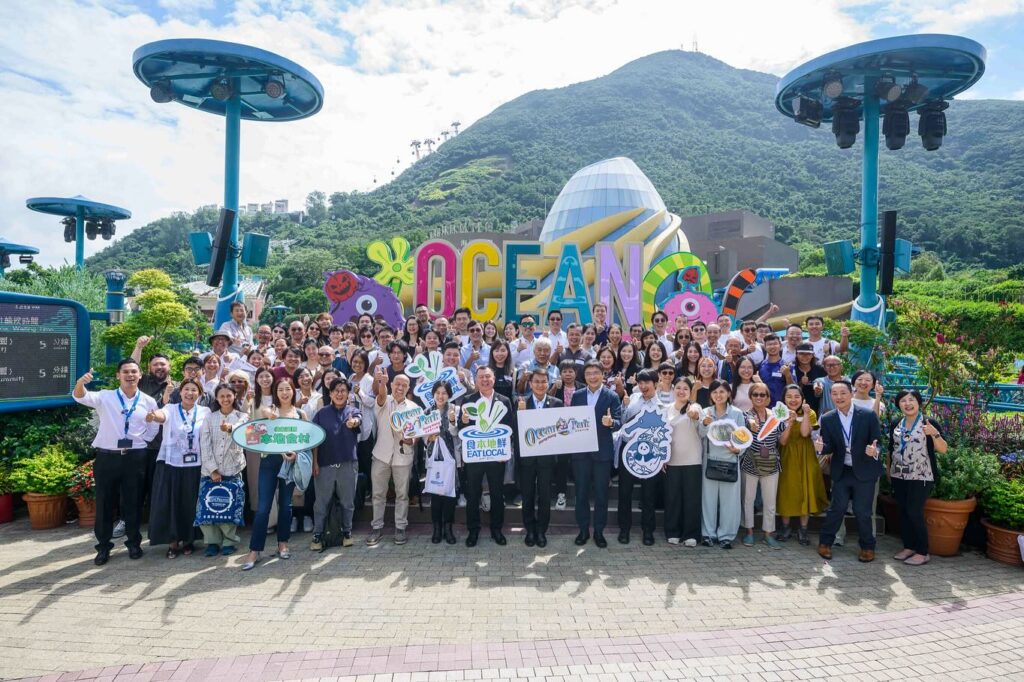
[[117, 438, 133, 450], [182, 452, 199, 465], [771, 372, 782, 378]]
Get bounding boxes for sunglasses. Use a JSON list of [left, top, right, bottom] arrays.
[[549, 317, 562, 322], [751, 393, 770, 398], [522, 322, 535, 326], [318, 352, 333, 357], [660, 370, 674, 375]]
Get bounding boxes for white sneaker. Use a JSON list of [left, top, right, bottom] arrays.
[[458, 495, 467, 508], [290, 518, 299, 533], [667, 537, 680, 545], [112, 519, 126, 538], [303, 517, 313, 533], [683, 538, 697, 548], [480, 494, 491, 512], [555, 493, 567, 510]]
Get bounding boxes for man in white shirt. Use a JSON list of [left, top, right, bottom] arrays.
[[543, 309, 569, 356], [73, 359, 159, 566], [367, 367, 418, 547], [460, 320, 491, 375], [806, 315, 849, 362], [702, 323, 726, 360], [512, 314, 537, 366], [650, 310, 672, 349], [516, 337, 559, 394], [218, 301, 254, 355], [782, 324, 803, 365], [253, 324, 276, 365]]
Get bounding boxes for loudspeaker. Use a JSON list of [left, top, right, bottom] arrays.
[[206, 208, 236, 287], [879, 210, 897, 296]]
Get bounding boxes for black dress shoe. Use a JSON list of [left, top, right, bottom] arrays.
[[524, 531, 536, 547], [574, 532, 590, 546], [94, 549, 110, 566], [466, 530, 479, 547], [594, 533, 608, 548], [128, 546, 143, 560], [536, 532, 547, 548], [643, 533, 655, 546], [618, 529, 630, 544], [491, 530, 507, 546], [443, 523, 457, 545]]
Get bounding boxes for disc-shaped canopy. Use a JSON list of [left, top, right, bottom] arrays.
[[26, 195, 131, 220], [0, 238, 39, 256]]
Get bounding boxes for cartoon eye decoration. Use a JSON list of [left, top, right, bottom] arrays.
[[356, 295, 378, 315], [680, 297, 701, 316]]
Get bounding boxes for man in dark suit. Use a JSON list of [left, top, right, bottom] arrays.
[[814, 379, 884, 562], [459, 366, 517, 547], [570, 360, 622, 547], [517, 368, 563, 548]]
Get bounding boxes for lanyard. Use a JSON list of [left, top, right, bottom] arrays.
[[839, 413, 853, 451], [899, 414, 921, 455], [179, 403, 198, 451], [116, 389, 141, 439]]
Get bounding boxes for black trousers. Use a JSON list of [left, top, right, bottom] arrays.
[[431, 495, 456, 524], [465, 461, 505, 532], [553, 455, 570, 496], [892, 478, 932, 555], [664, 464, 703, 541], [820, 467, 877, 550], [93, 449, 147, 552], [519, 458, 553, 533], [618, 467, 659, 534]]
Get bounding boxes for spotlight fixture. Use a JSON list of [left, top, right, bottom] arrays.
[[263, 76, 285, 99], [918, 100, 949, 151], [875, 75, 903, 102], [100, 218, 116, 240], [210, 76, 233, 102], [904, 76, 929, 104], [793, 96, 823, 128], [149, 80, 173, 104], [822, 73, 844, 99], [85, 220, 99, 240], [62, 216, 75, 243], [883, 105, 910, 150], [831, 98, 860, 149], [18, 254, 33, 265]]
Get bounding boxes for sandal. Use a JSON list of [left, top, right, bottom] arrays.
[[166, 547, 179, 559], [904, 554, 930, 566], [893, 549, 915, 561]]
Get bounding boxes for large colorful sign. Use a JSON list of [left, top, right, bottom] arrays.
[[616, 405, 673, 479], [517, 405, 598, 458], [458, 397, 514, 463], [233, 418, 326, 454]]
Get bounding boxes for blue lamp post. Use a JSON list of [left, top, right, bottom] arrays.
[[25, 196, 130, 270], [0, 238, 39, 278], [775, 34, 986, 328], [132, 39, 324, 329]]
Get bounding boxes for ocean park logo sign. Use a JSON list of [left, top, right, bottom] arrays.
[[617, 406, 673, 479], [518, 405, 599, 458], [405, 350, 468, 409], [458, 398, 513, 463]]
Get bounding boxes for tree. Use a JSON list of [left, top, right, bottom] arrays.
[[127, 268, 173, 291], [306, 191, 328, 224]]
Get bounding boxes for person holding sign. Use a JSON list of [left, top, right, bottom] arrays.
[[367, 368, 418, 547], [617, 368, 665, 546], [570, 360, 622, 548], [198, 383, 248, 557], [309, 378, 362, 552], [698, 379, 746, 550], [144, 378, 210, 558], [813, 380, 884, 563], [518, 369, 563, 548], [424, 382, 461, 545], [459, 366, 517, 547], [73, 359, 159, 566]]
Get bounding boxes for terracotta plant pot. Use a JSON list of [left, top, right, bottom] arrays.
[[0, 493, 13, 524], [22, 492, 68, 530], [877, 493, 901, 537], [923, 497, 977, 557], [981, 518, 1024, 567], [73, 496, 96, 529]]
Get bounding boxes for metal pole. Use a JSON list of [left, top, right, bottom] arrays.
[[214, 78, 241, 330], [852, 78, 883, 328], [75, 205, 86, 270]]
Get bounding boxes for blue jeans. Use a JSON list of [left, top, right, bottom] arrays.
[[572, 457, 611, 534], [820, 467, 877, 550], [248, 454, 295, 552]]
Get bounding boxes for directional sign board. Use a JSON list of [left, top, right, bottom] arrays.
[[0, 292, 90, 413]]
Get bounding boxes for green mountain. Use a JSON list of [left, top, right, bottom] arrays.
[[88, 49, 1024, 282]]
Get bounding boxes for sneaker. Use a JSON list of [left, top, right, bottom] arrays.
[[701, 537, 714, 547], [555, 493, 567, 510], [394, 529, 408, 545], [481, 494, 491, 512], [342, 533, 353, 548], [720, 540, 733, 550], [797, 527, 810, 546], [112, 519, 126, 539], [458, 494, 467, 508], [741, 533, 755, 547], [683, 538, 698, 548], [290, 518, 299, 533], [203, 544, 220, 557], [763, 535, 782, 550], [513, 494, 523, 508], [309, 534, 323, 552], [366, 528, 383, 546], [834, 537, 844, 547], [221, 545, 235, 556], [303, 518, 313, 533], [667, 537, 681, 545], [778, 526, 792, 542]]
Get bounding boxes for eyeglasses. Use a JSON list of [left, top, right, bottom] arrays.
[[660, 370, 674, 375], [470, 328, 482, 333], [548, 317, 562, 322]]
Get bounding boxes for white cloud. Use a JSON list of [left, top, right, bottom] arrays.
[[0, 0, 1016, 267]]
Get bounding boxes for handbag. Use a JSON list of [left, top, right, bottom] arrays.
[[704, 439, 738, 482], [195, 475, 246, 526], [423, 437, 458, 497]]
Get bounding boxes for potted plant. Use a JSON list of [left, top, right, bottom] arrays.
[[10, 444, 77, 530], [981, 477, 1024, 566], [923, 445, 1001, 556], [68, 460, 96, 528], [0, 468, 14, 524]]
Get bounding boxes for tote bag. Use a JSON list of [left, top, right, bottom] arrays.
[[423, 438, 457, 498]]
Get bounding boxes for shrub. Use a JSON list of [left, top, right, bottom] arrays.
[[68, 460, 96, 500], [931, 446, 1001, 501], [982, 478, 1024, 531], [0, 468, 13, 495], [0, 406, 95, 469], [10, 444, 78, 495]]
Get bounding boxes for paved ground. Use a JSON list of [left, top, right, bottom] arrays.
[[1, 520, 1022, 681]]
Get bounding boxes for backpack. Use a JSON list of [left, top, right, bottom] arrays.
[[320, 494, 345, 550]]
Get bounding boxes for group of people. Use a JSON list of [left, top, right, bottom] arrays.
[[73, 299, 944, 569]]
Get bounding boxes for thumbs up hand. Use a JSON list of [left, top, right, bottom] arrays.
[[518, 396, 527, 410], [866, 440, 880, 459], [602, 408, 613, 428]]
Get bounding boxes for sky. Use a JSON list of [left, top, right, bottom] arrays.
[[1, 0, 1023, 267]]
